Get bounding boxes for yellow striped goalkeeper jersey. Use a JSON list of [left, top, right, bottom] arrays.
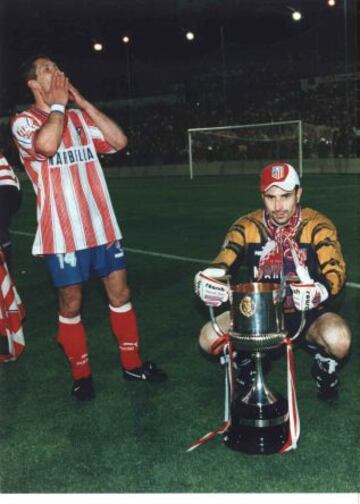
[[212, 207, 346, 297]]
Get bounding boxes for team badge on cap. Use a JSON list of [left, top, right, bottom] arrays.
[[259, 162, 300, 192], [271, 165, 285, 180]]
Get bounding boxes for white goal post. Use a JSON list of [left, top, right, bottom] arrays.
[[187, 120, 303, 179]]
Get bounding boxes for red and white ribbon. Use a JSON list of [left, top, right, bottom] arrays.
[[280, 337, 300, 453], [186, 336, 234, 452], [187, 336, 300, 453]]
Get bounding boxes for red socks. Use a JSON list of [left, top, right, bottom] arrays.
[[109, 302, 142, 370], [57, 303, 142, 379], [57, 314, 91, 380]]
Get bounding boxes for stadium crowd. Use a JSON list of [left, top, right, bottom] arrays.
[[0, 41, 357, 169]]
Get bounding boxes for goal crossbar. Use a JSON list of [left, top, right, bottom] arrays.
[[188, 119, 302, 133], [187, 120, 303, 179]]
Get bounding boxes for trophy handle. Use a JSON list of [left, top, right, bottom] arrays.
[[208, 274, 231, 337], [209, 306, 227, 337], [290, 310, 306, 341]]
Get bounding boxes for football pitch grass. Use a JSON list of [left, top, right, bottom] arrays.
[[0, 174, 359, 493]]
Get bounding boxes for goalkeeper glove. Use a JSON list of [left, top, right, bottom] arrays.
[[194, 267, 229, 307], [290, 281, 329, 311]]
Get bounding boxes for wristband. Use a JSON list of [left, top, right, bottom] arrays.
[[50, 103, 65, 114]]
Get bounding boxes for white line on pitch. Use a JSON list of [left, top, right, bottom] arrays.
[[125, 247, 210, 264], [346, 282, 360, 290], [12, 229, 360, 289], [12, 230, 34, 237], [11, 230, 210, 265]]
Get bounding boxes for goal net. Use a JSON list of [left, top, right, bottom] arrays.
[[187, 120, 303, 179]]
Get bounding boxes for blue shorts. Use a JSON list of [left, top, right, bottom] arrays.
[[45, 241, 126, 288]]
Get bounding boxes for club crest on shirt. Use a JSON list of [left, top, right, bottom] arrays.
[[15, 117, 37, 142]]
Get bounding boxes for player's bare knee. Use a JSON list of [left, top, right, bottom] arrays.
[[199, 311, 230, 354], [331, 322, 351, 359], [58, 290, 82, 318], [323, 328, 350, 359], [59, 300, 81, 318], [309, 313, 351, 359], [109, 286, 131, 308], [199, 321, 214, 353]]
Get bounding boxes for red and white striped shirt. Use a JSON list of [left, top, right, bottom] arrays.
[[0, 155, 20, 190], [11, 107, 122, 255], [0, 250, 25, 362]]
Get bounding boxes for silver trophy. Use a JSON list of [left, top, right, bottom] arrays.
[[210, 282, 290, 454]]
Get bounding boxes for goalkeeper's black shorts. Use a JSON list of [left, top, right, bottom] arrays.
[[285, 305, 331, 340]]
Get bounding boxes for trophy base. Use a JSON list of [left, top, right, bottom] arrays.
[[223, 395, 289, 455]]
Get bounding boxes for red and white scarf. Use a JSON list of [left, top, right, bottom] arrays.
[[258, 206, 306, 281], [0, 250, 25, 362]]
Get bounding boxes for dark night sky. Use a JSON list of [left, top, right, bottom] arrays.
[[0, 0, 356, 112], [1, 0, 345, 60]]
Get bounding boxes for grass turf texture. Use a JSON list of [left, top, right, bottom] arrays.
[[0, 174, 359, 493]]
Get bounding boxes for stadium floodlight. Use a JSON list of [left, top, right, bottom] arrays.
[[327, 0, 336, 6], [93, 42, 103, 51], [122, 35, 130, 44], [187, 120, 303, 180], [186, 31, 195, 41], [291, 10, 302, 21]]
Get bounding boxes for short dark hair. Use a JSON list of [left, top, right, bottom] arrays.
[[20, 53, 53, 84]]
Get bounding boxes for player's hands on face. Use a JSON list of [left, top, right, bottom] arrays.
[[194, 268, 229, 307], [68, 83, 88, 109], [290, 281, 328, 311], [43, 70, 69, 107]]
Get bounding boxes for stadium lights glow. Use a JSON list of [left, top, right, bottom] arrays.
[[327, 0, 336, 6], [122, 35, 130, 44], [186, 31, 195, 41], [291, 10, 302, 21], [93, 42, 103, 51]]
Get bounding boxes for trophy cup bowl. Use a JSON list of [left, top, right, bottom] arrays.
[[229, 282, 287, 351], [222, 282, 289, 454]]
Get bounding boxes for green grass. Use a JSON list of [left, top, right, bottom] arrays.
[[0, 174, 359, 493]]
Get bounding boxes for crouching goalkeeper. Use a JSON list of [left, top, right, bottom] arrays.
[[194, 162, 351, 400]]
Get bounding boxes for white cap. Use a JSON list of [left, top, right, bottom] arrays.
[[260, 162, 301, 192]]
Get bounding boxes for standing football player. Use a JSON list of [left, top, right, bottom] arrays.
[[195, 162, 351, 400], [11, 55, 167, 401]]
